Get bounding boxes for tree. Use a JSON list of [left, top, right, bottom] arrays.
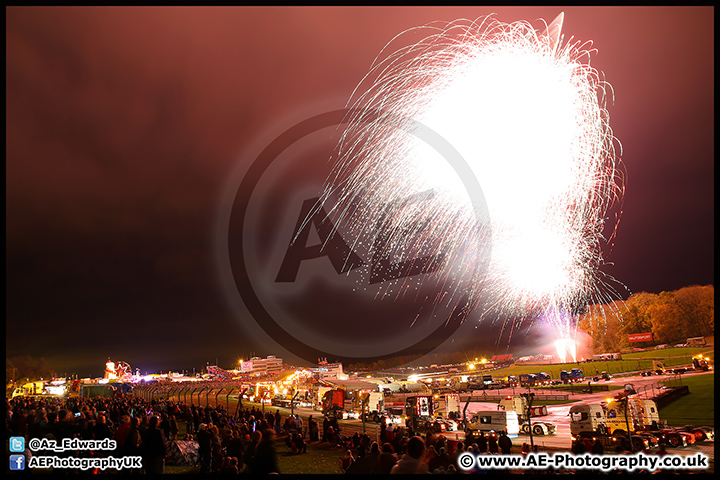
[[621, 292, 656, 336], [600, 301, 626, 353], [577, 301, 626, 353], [5, 356, 56, 383], [647, 292, 682, 344], [577, 285, 714, 349], [673, 285, 714, 337]]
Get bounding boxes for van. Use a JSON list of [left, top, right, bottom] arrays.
[[654, 344, 668, 350], [466, 410, 520, 437], [686, 337, 706, 347]]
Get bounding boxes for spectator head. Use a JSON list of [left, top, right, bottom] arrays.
[[406, 436, 426, 460], [381, 443, 394, 454], [57, 409, 71, 422], [370, 442, 380, 453], [149, 416, 160, 428]]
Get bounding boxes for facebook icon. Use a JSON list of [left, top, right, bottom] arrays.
[[10, 454, 25, 471]]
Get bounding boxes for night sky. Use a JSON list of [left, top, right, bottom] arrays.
[[7, 7, 714, 378]]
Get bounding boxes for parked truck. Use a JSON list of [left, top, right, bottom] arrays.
[[569, 396, 661, 438], [404, 395, 435, 432], [560, 368, 584, 384], [692, 355, 712, 371], [640, 360, 666, 376], [518, 373, 538, 387], [434, 393, 461, 420], [535, 372, 552, 386]]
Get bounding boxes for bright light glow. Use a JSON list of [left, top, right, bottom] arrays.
[[555, 336, 578, 363], [45, 385, 66, 396], [321, 13, 622, 343]]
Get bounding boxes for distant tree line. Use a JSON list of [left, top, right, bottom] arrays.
[[6, 355, 57, 385], [577, 285, 714, 354], [347, 348, 495, 372]]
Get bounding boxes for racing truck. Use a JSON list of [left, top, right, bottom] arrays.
[[561, 368, 585, 383], [569, 388, 661, 441], [497, 395, 556, 435]]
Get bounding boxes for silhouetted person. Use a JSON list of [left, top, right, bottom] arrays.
[[477, 431, 488, 453], [499, 431, 513, 454], [391, 436, 429, 474], [250, 429, 279, 475], [141, 416, 167, 474], [488, 433, 499, 454]]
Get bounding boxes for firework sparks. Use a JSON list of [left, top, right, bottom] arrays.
[[554, 337, 578, 363], [318, 13, 623, 339]]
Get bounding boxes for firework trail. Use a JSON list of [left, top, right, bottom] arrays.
[[317, 13, 624, 348]]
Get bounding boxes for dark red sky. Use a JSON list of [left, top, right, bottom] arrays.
[[7, 7, 714, 377]]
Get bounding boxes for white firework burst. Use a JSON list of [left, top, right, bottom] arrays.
[[317, 13, 624, 340]]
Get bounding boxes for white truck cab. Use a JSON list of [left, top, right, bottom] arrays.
[[569, 404, 607, 435]]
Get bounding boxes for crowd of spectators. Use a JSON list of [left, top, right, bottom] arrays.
[[7, 392, 702, 475], [5, 394, 288, 474], [7, 392, 467, 475], [338, 422, 465, 474]]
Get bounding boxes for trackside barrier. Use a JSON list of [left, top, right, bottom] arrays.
[[464, 394, 569, 402]]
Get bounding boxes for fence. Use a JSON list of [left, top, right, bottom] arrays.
[[132, 385, 242, 412], [652, 386, 690, 408], [632, 375, 690, 409]]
